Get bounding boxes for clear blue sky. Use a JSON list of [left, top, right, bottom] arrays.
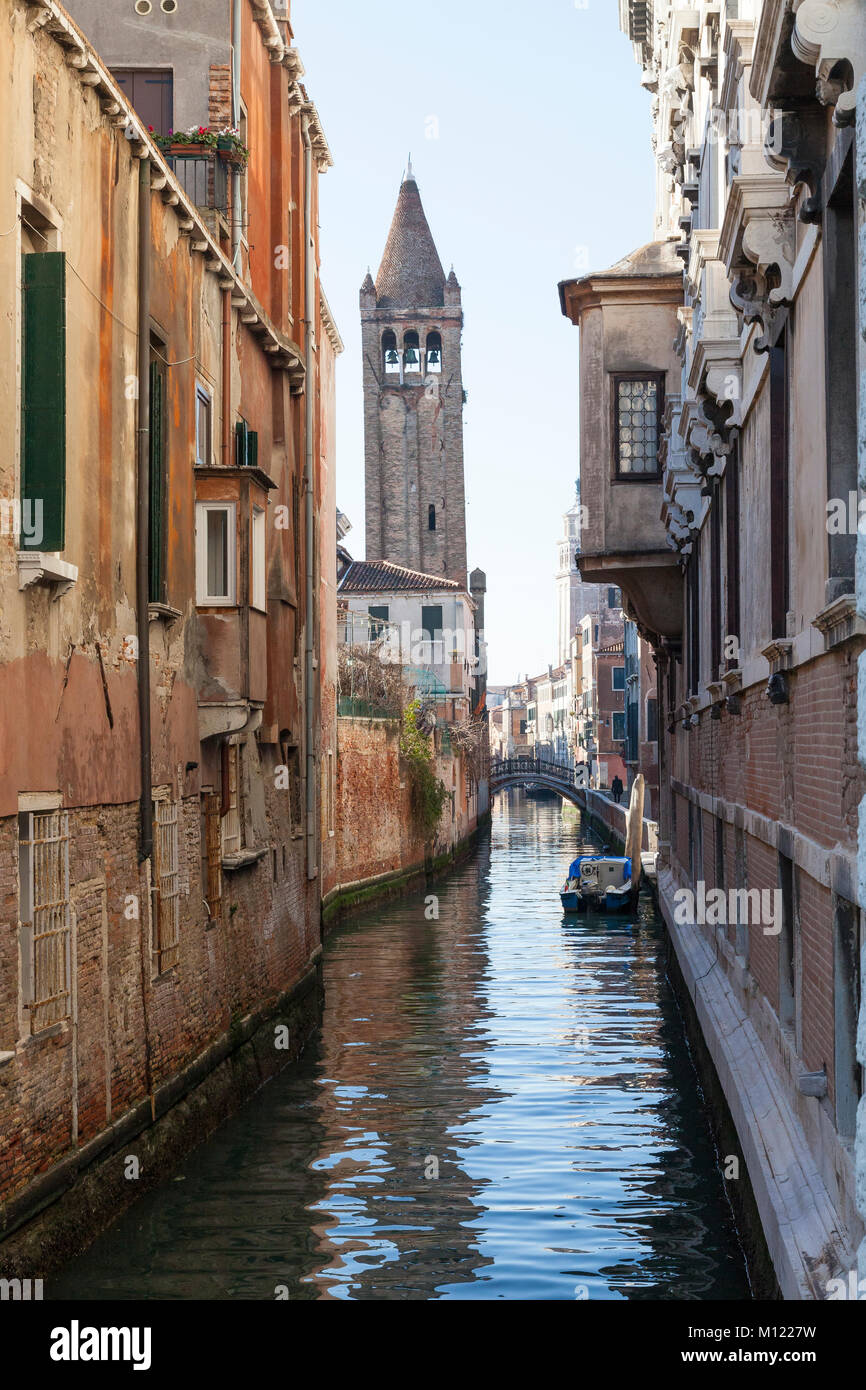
[[293, 0, 655, 685]]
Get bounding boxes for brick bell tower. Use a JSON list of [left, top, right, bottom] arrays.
[[360, 162, 468, 588]]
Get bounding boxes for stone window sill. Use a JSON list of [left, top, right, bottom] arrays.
[[148, 602, 182, 624], [17, 552, 78, 596], [222, 847, 268, 871]]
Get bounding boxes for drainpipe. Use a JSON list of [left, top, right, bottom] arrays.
[[137, 155, 152, 864], [231, 0, 242, 270], [302, 113, 317, 880]]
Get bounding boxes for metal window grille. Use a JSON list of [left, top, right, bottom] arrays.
[[221, 744, 241, 856], [19, 811, 71, 1032], [153, 798, 180, 973]]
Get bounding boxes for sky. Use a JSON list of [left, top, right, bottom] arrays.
[[292, 0, 656, 685]]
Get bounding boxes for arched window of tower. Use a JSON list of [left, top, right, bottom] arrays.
[[428, 504, 436, 531], [383, 329, 400, 374], [403, 330, 421, 373], [426, 331, 442, 374]]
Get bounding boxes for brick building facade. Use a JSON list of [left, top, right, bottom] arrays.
[[561, 0, 866, 1297], [0, 0, 338, 1257]]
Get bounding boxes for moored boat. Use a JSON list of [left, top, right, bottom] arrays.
[[560, 854, 632, 913]]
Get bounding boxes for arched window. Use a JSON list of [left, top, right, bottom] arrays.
[[428, 504, 436, 531], [426, 331, 442, 374], [383, 330, 400, 374], [403, 330, 421, 373]]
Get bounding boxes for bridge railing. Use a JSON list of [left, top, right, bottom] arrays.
[[490, 757, 588, 789]]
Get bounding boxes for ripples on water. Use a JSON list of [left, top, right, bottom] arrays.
[[52, 795, 750, 1301]]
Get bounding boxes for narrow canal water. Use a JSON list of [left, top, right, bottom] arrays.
[[53, 794, 751, 1301]]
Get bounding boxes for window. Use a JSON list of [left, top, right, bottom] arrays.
[[368, 604, 389, 637], [613, 373, 663, 476], [111, 69, 173, 133], [612, 712, 626, 741], [612, 666, 625, 691], [710, 482, 722, 677], [149, 350, 167, 602], [778, 852, 797, 1034], [421, 605, 443, 640], [251, 505, 266, 611], [383, 330, 400, 374], [687, 536, 701, 696], [196, 502, 236, 605], [769, 335, 790, 639], [608, 587, 621, 608], [426, 331, 442, 373], [153, 797, 180, 974], [18, 809, 70, 1032], [582, 627, 589, 647], [195, 384, 212, 468], [725, 439, 741, 667], [21, 249, 66, 552], [646, 696, 658, 743], [428, 504, 436, 531], [235, 419, 258, 468], [221, 741, 242, 856], [403, 330, 421, 373], [519, 719, 526, 735]]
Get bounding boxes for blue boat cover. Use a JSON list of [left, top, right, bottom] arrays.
[[567, 855, 631, 880]]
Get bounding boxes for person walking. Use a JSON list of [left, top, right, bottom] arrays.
[[611, 775, 624, 805]]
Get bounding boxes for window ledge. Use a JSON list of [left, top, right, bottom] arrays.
[[148, 601, 182, 624], [222, 847, 268, 871], [17, 552, 78, 596]]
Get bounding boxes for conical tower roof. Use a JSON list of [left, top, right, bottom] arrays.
[[374, 168, 446, 309]]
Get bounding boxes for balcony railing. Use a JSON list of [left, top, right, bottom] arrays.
[[168, 152, 228, 217]]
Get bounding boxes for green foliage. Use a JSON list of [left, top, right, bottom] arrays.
[[400, 700, 449, 839]]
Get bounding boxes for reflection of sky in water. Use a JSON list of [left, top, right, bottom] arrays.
[[51, 797, 751, 1302]]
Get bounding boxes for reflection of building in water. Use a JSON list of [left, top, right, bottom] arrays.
[[304, 852, 498, 1298]]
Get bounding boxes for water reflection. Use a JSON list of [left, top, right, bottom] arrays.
[[51, 794, 750, 1301]]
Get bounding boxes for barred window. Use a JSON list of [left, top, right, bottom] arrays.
[[614, 374, 663, 476], [19, 810, 71, 1033], [153, 797, 180, 974]]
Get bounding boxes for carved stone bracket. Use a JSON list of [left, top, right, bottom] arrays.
[[793, 0, 866, 125], [764, 106, 829, 219]]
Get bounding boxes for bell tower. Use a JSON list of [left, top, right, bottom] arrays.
[[360, 164, 468, 587]]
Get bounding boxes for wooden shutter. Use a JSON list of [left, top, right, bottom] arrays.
[[21, 252, 66, 551], [204, 793, 222, 921], [149, 359, 164, 602]]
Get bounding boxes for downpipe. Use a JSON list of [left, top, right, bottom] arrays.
[[302, 114, 317, 881], [136, 155, 152, 864], [231, 0, 243, 270]]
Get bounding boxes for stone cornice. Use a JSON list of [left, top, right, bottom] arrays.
[[750, 0, 793, 107]]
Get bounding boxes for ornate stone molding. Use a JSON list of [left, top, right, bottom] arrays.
[[811, 593, 866, 649], [762, 637, 795, 672], [792, 0, 866, 124]]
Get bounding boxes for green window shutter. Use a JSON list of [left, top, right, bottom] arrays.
[[149, 360, 164, 603], [235, 419, 248, 466], [247, 430, 258, 470], [21, 252, 66, 551]]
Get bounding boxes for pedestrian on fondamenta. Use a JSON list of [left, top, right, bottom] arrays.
[[611, 775, 623, 805]]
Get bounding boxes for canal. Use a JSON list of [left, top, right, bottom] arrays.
[[53, 794, 751, 1301]]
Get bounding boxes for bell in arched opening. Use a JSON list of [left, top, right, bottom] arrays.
[[426, 331, 442, 374], [383, 330, 400, 374], [403, 330, 421, 372]]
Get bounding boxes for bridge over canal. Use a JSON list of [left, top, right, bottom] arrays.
[[489, 757, 588, 808]]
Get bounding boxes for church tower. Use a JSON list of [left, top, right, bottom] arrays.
[[360, 164, 468, 588]]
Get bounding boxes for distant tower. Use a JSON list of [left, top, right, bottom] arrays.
[[360, 163, 468, 587], [556, 479, 595, 665]]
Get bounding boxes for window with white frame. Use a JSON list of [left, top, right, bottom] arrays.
[[153, 796, 180, 974], [221, 741, 242, 857], [251, 505, 266, 611], [195, 384, 212, 467], [196, 501, 236, 605], [18, 807, 71, 1033]]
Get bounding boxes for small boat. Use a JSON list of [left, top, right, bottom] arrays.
[[560, 854, 633, 913]]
